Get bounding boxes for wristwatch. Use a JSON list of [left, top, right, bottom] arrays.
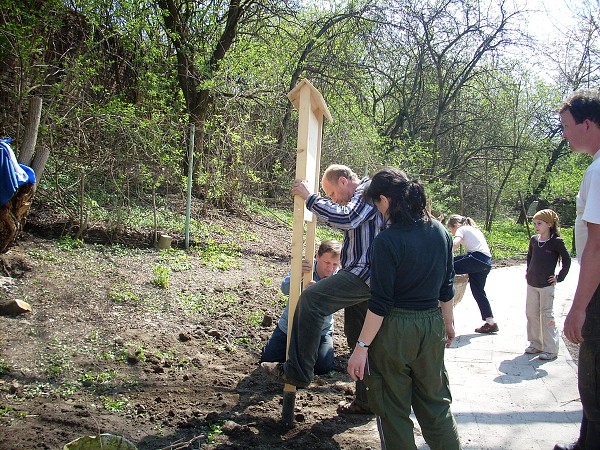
[[358, 341, 369, 348]]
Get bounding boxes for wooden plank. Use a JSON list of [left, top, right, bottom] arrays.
[[282, 79, 331, 425]]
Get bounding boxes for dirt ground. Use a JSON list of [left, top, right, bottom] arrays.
[[0, 209, 385, 450], [0, 208, 578, 450]]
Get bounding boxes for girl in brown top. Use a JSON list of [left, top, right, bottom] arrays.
[[525, 209, 571, 360]]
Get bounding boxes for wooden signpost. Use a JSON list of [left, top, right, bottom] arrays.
[[283, 79, 332, 427]]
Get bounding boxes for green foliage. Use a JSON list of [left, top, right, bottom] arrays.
[[484, 220, 530, 260], [152, 265, 170, 288], [102, 397, 129, 412], [108, 288, 138, 304], [2, 0, 594, 248], [195, 240, 241, 271], [206, 421, 224, 444], [56, 236, 84, 251], [43, 339, 73, 379], [0, 358, 10, 376], [79, 370, 116, 386], [246, 309, 265, 327]]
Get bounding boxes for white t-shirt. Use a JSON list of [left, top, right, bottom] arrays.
[[455, 225, 491, 257], [575, 151, 600, 264]]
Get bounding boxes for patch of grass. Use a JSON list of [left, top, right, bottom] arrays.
[[22, 383, 52, 399], [246, 309, 265, 327], [159, 248, 193, 272], [0, 406, 13, 415], [43, 339, 73, 379], [57, 381, 78, 397], [56, 236, 84, 251], [108, 288, 138, 304], [28, 248, 59, 262], [178, 291, 209, 313], [79, 370, 117, 386], [195, 240, 241, 271], [239, 228, 258, 242], [260, 276, 273, 287], [152, 264, 170, 288]]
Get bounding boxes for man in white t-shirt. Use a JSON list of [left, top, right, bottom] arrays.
[[554, 90, 600, 450]]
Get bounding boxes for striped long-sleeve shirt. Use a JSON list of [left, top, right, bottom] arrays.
[[305, 177, 384, 284]]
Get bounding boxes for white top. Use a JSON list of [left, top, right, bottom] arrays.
[[455, 225, 491, 257], [575, 151, 600, 264]]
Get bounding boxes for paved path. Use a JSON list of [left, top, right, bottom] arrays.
[[336, 261, 582, 449], [417, 260, 582, 449]]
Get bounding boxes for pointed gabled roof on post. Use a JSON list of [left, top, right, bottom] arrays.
[[287, 79, 333, 122]]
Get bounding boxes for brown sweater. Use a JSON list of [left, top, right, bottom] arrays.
[[526, 234, 571, 288]]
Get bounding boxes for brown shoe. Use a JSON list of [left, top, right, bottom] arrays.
[[337, 400, 372, 415], [475, 322, 499, 333]]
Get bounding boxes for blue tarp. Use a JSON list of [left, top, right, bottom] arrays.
[[1, 138, 36, 207]]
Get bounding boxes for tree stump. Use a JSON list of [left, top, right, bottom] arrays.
[[0, 183, 36, 254]]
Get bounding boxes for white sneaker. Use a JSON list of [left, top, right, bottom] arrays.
[[539, 352, 557, 360]]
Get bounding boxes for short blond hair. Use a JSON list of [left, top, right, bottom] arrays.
[[322, 165, 359, 184]]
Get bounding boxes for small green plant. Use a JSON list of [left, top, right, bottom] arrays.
[[260, 276, 273, 287], [57, 382, 78, 397], [0, 406, 13, 416], [152, 264, 170, 288], [56, 236, 84, 251], [103, 396, 129, 412], [108, 289, 138, 304], [0, 358, 10, 376], [79, 370, 116, 386], [247, 309, 265, 327], [23, 383, 52, 399], [206, 421, 224, 443]]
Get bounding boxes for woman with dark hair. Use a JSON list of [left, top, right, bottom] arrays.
[[347, 167, 461, 450]]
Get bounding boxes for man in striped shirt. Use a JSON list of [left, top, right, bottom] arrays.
[[261, 164, 384, 414]]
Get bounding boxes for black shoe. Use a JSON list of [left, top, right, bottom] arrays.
[[553, 443, 581, 450]]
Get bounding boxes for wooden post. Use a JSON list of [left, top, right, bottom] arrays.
[[283, 79, 332, 427], [185, 124, 195, 249]]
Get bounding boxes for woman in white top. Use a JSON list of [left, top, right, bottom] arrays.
[[447, 214, 497, 334]]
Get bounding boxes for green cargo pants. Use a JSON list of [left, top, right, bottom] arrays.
[[364, 307, 460, 450]]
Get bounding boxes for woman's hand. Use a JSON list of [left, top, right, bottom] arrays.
[[347, 345, 368, 381]]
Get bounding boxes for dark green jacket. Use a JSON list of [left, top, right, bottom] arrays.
[[369, 218, 455, 316]]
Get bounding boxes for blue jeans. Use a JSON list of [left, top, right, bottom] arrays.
[[261, 326, 334, 375], [453, 252, 493, 320], [284, 270, 371, 387]]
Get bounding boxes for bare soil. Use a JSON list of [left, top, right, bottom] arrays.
[[0, 208, 578, 450], [0, 210, 380, 450]]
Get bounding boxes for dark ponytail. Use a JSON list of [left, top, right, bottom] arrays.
[[366, 168, 431, 225]]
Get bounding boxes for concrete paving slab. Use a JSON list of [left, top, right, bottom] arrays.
[[334, 260, 582, 449], [418, 260, 582, 449]]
